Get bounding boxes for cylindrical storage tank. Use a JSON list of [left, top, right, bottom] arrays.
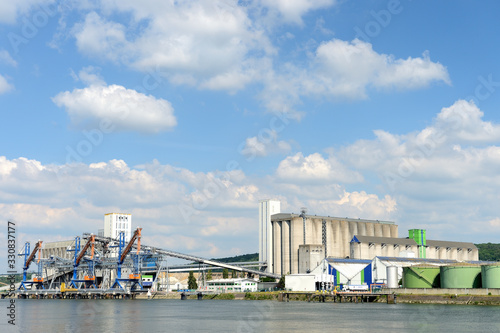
[[387, 266, 399, 288], [440, 264, 481, 288], [481, 264, 500, 288], [402, 265, 440, 288]]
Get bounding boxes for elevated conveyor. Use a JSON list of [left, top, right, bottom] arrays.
[[85, 233, 279, 279]]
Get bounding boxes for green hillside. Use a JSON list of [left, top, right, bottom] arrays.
[[212, 253, 259, 263], [476, 243, 500, 261]]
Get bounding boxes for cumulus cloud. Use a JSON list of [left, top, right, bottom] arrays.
[[0, 0, 55, 24], [52, 83, 177, 133], [256, 39, 450, 118], [0, 156, 399, 260], [0, 74, 13, 94], [71, 65, 106, 86], [240, 130, 292, 159], [65, 3, 450, 119], [0, 50, 17, 67], [434, 99, 500, 143], [339, 100, 500, 182], [333, 99, 500, 240], [71, 2, 272, 91], [309, 39, 450, 98], [307, 191, 397, 221], [276, 152, 363, 183], [73, 12, 129, 63], [259, 0, 337, 25]]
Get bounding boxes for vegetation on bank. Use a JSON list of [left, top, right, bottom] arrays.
[[0, 273, 31, 285], [475, 243, 500, 261], [213, 253, 259, 263]]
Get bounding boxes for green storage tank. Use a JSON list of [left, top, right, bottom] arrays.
[[481, 264, 500, 288], [403, 265, 440, 288], [440, 264, 481, 288]]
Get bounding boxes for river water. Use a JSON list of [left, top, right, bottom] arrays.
[[2, 299, 499, 332]]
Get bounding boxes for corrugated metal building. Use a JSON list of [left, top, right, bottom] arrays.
[[350, 237, 478, 261]]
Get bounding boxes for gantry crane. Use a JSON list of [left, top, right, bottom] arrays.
[[111, 228, 143, 290], [18, 240, 44, 290], [68, 235, 97, 288]]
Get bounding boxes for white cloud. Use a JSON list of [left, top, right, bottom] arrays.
[[434, 99, 500, 143], [71, 2, 272, 91], [309, 39, 450, 98], [256, 39, 450, 117], [276, 152, 363, 183], [259, 0, 337, 25], [333, 99, 500, 240], [67, 4, 449, 118], [307, 191, 397, 221], [0, 74, 13, 94], [240, 130, 292, 159], [73, 66, 106, 86], [0, 0, 55, 24], [0, 203, 76, 228], [0, 156, 399, 261], [489, 218, 500, 227], [73, 12, 129, 63], [52, 83, 177, 133], [0, 50, 17, 67]]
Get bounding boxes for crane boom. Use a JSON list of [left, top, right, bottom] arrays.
[[120, 228, 141, 263], [25, 241, 42, 269], [76, 234, 95, 265]]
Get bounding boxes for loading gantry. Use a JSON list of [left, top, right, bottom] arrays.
[[68, 234, 98, 289], [18, 240, 44, 290], [111, 227, 143, 291]]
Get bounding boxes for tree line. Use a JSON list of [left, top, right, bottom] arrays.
[[476, 243, 500, 261]]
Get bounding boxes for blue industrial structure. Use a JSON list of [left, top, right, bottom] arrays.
[[68, 235, 98, 289], [18, 241, 44, 290], [111, 228, 143, 291]]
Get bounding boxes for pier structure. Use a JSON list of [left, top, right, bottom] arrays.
[[9, 227, 279, 299]]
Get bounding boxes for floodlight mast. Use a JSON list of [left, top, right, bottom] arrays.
[[300, 207, 307, 245]]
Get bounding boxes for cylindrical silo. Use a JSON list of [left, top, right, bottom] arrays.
[[481, 264, 500, 288], [387, 266, 399, 288], [440, 264, 481, 288], [403, 265, 440, 288]]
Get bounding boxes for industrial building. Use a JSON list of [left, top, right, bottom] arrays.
[[102, 213, 132, 241], [204, 278, 259, 293], [287, 256, 495, 292], [41, 240, 76, 260], [259, 199, 479, 276], [350, 236, 478, 261], [259, 199, 281, 272], [42, 213, 134, 261], [267, 210, 397, 276]]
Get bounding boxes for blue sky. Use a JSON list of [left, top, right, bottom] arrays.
[[1, 0, 500, 271]]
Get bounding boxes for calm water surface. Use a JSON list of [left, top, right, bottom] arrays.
[[2, 299, 499, 332]]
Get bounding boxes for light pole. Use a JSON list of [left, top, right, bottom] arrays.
[[299, 207, 307, 245]]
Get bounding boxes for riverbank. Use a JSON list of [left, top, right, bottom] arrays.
[[7, 289, 500, 305], [138, 291, 500, 305], [375, 294, 500, 305]]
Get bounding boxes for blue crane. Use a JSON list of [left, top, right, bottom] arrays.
[[18, 241, 44, 290], [111, 228, 143, 290], [68, 235, 97, 288]]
